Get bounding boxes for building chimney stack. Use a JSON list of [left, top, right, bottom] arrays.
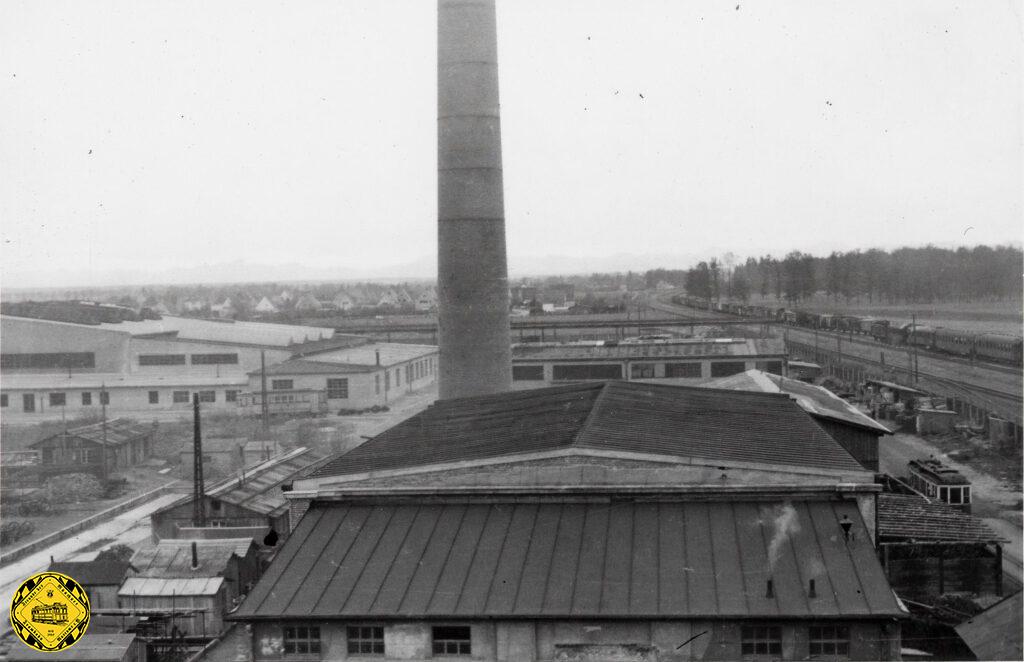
[[191, 541, 199, 570], [437, 0, 512, 399]]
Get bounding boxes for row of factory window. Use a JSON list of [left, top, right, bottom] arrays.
[[1, 352, 97, 370], [512, 361, 783, 382], [138, 353, 239, 366], [0, 390, 241, 411], [279, 624, 849, 658]]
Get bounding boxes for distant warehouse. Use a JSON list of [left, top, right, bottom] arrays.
[[0, 314, 435, 419], [510, 338, 786, 388]]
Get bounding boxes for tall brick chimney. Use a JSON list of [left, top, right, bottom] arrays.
[[437, 0, 512, 399]]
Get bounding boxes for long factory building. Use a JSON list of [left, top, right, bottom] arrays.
[[0, 315, 437, 419]]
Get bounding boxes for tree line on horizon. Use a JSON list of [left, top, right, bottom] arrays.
[[648, 245, 1022, 305]]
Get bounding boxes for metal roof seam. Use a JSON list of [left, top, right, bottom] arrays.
[[536, 503, 565, 614], [596, 500, 616, 613], [705, 505, 721, 615], [368, 504, 425, 614], [448, 504, 492, 615], [334, 506, 399, 615], [778, 506, 811, 616], [730, 501, 754, 616], [265, 506, 335, 616], [507, 505, 540, 615], [479, 504, 519, 614], [424, 503, 471, 615]]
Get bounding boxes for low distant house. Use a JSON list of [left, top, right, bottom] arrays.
[[30, 419, 156, 474], [6, 634, 145, 662], [48, 559, 135, 610], [211, 298, 236, 319], [120, 539, 259, 637], [703, 369, 891, 471], [152, 447, 325, 545], [253, 297, 278, 315], [414, 288, 437, 311], [332, 292, 355, 311], [293, 294, 323, 313], [955, 592, 1023, 662], [542, 283, 575, 306]]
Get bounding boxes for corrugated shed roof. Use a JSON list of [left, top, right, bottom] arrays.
[[512, 339, 785, 361], [296, 343, 438, 368], [6, 373, 247, 390], [877, 494, 1003, 543], [119, 576, 224, 597], [311, 381, 865, 479], [156, 448, 326, 518], [5, 634, 137, 661], [130, 539, 253, 578], [48, 560, 132, 586], [233, 500, 902, 620], [704, 370, 891, 435], [32, 419, 154, 448], [955, 592, 1023, 661]]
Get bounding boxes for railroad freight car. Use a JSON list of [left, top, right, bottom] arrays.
[[933, 328, 974, 358]]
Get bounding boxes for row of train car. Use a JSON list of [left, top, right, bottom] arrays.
[[671, 295, 1023, 365]]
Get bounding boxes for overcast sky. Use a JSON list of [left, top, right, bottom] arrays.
[[1, 0, 1021, 288]]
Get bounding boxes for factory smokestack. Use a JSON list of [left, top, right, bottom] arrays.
[[437, 0, 512, 399]]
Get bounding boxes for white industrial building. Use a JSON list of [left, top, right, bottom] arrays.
[[243, 343, 438, 411], [510, 338, 787, 388], [0, 315, 435, 419]]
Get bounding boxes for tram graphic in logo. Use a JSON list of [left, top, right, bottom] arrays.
[[10, 572, 90, 652]]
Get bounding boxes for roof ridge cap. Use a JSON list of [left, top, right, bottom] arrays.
[[572, 381, 614, 447]]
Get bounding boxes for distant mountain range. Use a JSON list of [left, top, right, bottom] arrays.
[[2, 252, 705, 291]]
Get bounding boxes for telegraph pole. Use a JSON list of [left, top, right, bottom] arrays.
[[100, 383, 109, 482], [260, 350, 269, 437], [911, 314, 919, 384], [192, 394, 206, 528]]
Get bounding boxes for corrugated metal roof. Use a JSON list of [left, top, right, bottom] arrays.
[[877, 494, 1003, 543], [156, 448, 326, 518], [248, 359, 375, 377], [131, 539, 253, 577], [955, 592, 1023, 661], [704, 370, 891, 435], [233, 500, 902, 620], [512, 339, 785, 362], [32, 419, 154, 448], [295, 343, 438, 368], [311, 381, 865, 479], [48, 560, 132, 586], [119, 577, 224, 597]]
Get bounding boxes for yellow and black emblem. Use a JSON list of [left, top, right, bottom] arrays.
[[10, 572, 90, 652]]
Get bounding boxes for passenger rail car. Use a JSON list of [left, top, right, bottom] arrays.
[[238, 389, 328, 417]]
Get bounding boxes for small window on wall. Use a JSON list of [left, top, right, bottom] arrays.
[[375, 374, 381, 394], [173, 391, 190, 404], [283, 625, 320, 655], [630, 363, 655, 379], [710, 361, 746, 377], [0, 393, 7, 408], [809, 624, 849, 657], [225, 390, 239, 403], [148, 391, 159, 404], [272, 380, 293, 391], [347, 626, 384, 655], [81, 392, 92, 406], [512, 365, 544, 381], [49, 393, 66, 407], [198, 391, 216, 403], [432, 626, 471, 656], [665, 363, 701, 378], [741, 625, 781, 657], [755, 360, 784, 376], [99, 391, 110, 405], [326, 378, 348, 399]]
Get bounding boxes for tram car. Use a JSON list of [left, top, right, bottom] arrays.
[[31, 602, 69, 624], [907, 458, 972, 513], [238, 389, 328, 417]]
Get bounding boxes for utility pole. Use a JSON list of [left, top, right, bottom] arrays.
[[100, 383, 109, 482], [192, 394, 206, 528], [910, 314, 919, 384], [260, 350, 269, 437]]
